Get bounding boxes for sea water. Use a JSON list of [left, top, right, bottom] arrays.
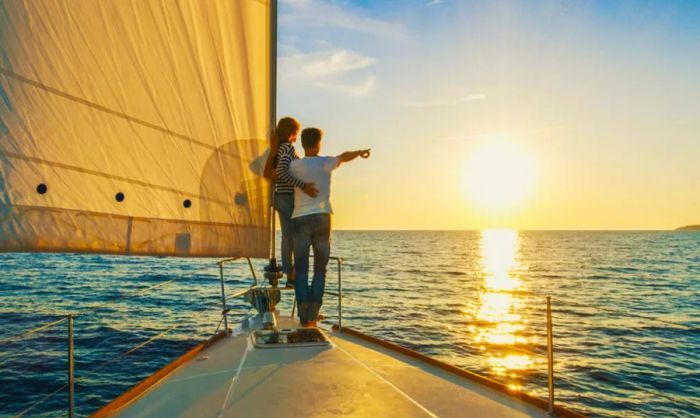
[[1, 230, 699, 417]]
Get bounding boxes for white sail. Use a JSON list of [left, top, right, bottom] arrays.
[[0, 0, 272, 257]]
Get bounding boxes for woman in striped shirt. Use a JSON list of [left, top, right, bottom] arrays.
[[264, 117, 318, 287]]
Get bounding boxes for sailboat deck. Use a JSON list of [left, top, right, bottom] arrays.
[[106, 318, 549, 418]]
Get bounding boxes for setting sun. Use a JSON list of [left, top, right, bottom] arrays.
[[463, 142, 536, 211]]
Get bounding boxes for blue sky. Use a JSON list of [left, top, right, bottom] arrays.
[[277, 0, 700, 230]]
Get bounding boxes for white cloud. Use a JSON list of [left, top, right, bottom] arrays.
[[280, 0, 408, 41], [426, 0, 443, 6], [282, 49, 375, 78], [278, 0, 401, 98], [281, 0, 312, 5], [315, 76, 376, 98], [281, 48, 377, 98], [400, 93, 487, 108]]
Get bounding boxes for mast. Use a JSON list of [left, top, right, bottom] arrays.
[[269, 0, 278, 261]]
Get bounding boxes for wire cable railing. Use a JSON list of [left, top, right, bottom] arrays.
[[338, 277, 697, 418], [0, 316, 69, 345], [541, 297, 700, 414], [7, 316, 74, 418], [518, 293, 697, 415], [584, 305, 698, 331], [3, 256, 696, 417], [1, 257, 262, 417], [11, 321, 182, 418]]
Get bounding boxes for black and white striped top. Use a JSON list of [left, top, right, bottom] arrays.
[[274, 142, 305, 194]]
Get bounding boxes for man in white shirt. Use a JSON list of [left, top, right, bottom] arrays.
[[289, 127, 370, 326]]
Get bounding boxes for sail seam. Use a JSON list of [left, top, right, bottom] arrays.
[[0, 67, 261, 157], [1, 203, 267, 229]]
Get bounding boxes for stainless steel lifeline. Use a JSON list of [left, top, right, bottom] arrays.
[[2, 262, 573, 417], [219, 262, 229, 335], [1, 316, 74, 417], [2, 259, 262, 416], [217, 257, 261, 336]]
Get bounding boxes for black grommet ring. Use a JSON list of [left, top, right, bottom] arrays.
[[183, 199, 192, 208], [115, 192, 125, 202], [36, 184, 48, 194]]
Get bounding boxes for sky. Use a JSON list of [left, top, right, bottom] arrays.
[[276, 0, 700, 230]]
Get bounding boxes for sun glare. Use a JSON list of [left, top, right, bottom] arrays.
[[463, 142, 536, 211], [467, 228, 535, 379]]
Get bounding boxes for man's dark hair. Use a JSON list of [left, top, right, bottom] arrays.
[[301, 127, 323, 149]]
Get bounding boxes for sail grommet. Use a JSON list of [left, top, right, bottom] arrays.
[[115, 192, 125, 202], [183, 199, 192, 208], [235, 192, 247, 206], [36, 184, 48, 194]]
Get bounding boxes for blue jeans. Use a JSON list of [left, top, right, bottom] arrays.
[[292, 213, 331, 324], [274, 193, 294, 274]]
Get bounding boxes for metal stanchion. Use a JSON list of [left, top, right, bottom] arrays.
[[68, 315, 75, 418], [246, 257, 259, 286], [219, 264, 229, 335], [546, 296, 555, 415], [337, 259, 343, 330]]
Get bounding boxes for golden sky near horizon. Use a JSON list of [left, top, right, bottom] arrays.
[[278, 1, 700, 230]]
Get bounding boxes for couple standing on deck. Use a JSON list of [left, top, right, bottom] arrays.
[[263, 117, 370, 327]]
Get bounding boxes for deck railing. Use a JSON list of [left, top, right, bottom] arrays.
[[1, 257, 263, 417], [5, 257, 696, 417], [8, 258, 565, 417], [217, 255, 344, 334], [0, 315, 75, 417], [3, 256, 554, 417]]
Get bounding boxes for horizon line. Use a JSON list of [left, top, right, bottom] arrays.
[[302, 228, 694, 232]]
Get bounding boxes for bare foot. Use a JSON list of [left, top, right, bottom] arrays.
[[306, 320, 317, 328]]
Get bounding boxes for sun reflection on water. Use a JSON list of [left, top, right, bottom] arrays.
[[468, 228, 534, 384], [481, 228, 522, 292]]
